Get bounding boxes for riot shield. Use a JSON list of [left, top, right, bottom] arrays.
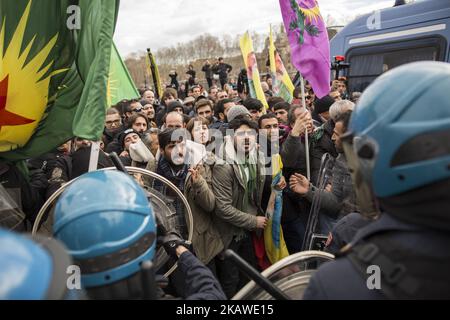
[[232, 251, 334, 300], [0, 184, 27, 231], [32, 167, 194, 278]]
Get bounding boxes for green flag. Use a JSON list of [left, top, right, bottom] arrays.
[[0, 0, 119, 161], [107, 42, 140, 106]]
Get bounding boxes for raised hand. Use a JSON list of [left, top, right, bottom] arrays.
[[289, 173, 310, 195]]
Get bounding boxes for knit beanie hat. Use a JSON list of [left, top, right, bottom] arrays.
[[226, 105, 251, 122]]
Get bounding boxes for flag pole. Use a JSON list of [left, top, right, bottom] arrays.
[[146, 48, 161, 101], [300, 74, 311, 181]]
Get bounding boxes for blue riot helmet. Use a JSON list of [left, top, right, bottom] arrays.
[[53, 170, 157, 299], [0, 228, 73, 300], [342, 61, 450, 226]]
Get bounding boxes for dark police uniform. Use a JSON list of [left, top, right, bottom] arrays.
[[304, 213, 450, 299], [177, 251, 226, 300]]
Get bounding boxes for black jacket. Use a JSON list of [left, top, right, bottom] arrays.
[[202, 64, 213, 79], [303, 153, 358, 220], [28, 150, 68, 180], [46, 147, 113, 198], [177, 251, 226, 300], [325, 212, 372, 255], [280, 120, 337, 185], [186, 69, 196, 79], [169, 73, 179, 90], [304, 214, 450, 299], [212, 63, 232, 79]]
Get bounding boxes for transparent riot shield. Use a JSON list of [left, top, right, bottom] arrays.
[[0, 184, 27, 231], [32, 167, 193, 278], [232, 251, 334, 300]]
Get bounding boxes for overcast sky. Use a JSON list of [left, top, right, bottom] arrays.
[[114, 0, 397, 57]]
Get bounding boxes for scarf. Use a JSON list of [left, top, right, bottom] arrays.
[[154, 157, 188, 237], [239, 156, 257, 213]]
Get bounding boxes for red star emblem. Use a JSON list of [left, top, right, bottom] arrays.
[[0, 75, 35, 132]]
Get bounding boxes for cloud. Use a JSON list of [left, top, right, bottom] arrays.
[[114, 0, 398, 56]]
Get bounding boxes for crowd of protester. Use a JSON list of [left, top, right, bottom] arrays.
[[5, 53, 448, 302], [1, 53, 365, 299]]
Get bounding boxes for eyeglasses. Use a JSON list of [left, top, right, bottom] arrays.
[[105, 120, 121, 127], [133, 108, 143, 113]]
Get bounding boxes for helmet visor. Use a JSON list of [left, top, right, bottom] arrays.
[[342, 131, 380, 219]]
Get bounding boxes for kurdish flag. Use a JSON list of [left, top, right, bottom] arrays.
[[0, 0, 119, 161], [279, 0, 330, 98], [269, 25, 295, 103], [240, 32, 269, 111], [264, 153, 290, 264], [107, 42, 140, 106]]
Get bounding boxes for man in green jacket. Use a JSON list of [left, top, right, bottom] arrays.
[[212, 117, 268, 298]]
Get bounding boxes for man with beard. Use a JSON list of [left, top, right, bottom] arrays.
[[210, 98, 236, 131], [194, 99, 214, 125], [258, 114, 287, 213], [212, 117, 268, 298], [290, 111, 358, 235], [103, 108, 123, 150], [273, 102, 290, 126], [243, 98, 264, 123], [154, 128, 190, 239]]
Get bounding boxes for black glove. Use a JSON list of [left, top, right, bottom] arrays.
[[161, 231, 192, 259]]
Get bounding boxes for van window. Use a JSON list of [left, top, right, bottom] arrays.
[[347, 37, 446, 92]]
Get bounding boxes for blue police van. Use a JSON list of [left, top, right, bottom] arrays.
[[330, 0, 450, 93]]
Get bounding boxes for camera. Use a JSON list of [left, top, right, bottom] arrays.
[[331, 56, 350, 80]]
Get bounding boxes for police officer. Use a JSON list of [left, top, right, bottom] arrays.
[[53, 170, 226, 300], [303, 61, 450, 299], [0, 228, 75, 300]]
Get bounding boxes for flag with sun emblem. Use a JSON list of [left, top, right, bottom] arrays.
[[0, 0, 119, 161], [279, 0, 330, 98]]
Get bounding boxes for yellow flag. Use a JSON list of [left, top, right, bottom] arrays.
[[269, 25, 295, 103], [239, 32, 269, 111], [146, 50, 163, 100], [264, 153, 290, 264]]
